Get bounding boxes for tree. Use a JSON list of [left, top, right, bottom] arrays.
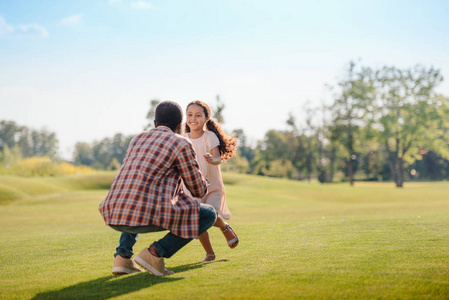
[[73, 133, 134, 169], [0, 121, 22, 151], [111, 133, 132, 163], [144, 99, 161, 130], [213, 95, 225, 124], [314, 102, 333, 183], [329, 62, 375, 185], [17, 127, 33, 157], [411, 151, 449, 180], [92, 138, 112, 169], [232, 128, 255, 172], [253, 130, 293, 177], [73, 142, 94, 166], [285, 113, 302, 176], [31, 130, 58, 159], [374, 65, 449, 187], [302, 103, 320, 181], [0, 120, 59, 159]]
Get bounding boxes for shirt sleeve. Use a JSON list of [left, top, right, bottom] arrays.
[[176, 142, 208, 198], [207, 131, 220, 151]]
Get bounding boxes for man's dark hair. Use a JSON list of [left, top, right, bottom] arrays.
[[155, 101, 183, 131]]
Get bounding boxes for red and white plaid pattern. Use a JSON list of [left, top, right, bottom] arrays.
[[99, 126, 208, 239]]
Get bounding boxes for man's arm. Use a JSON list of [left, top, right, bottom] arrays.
[[176, 144, 208, 198]]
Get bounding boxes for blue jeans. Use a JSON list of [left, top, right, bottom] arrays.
[[110, 203, 217, 259]]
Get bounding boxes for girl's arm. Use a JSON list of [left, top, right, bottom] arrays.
[[204, 146, 221, 165]]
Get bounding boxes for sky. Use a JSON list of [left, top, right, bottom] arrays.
[[1, 0, 449, 160]]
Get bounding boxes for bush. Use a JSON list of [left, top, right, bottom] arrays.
[[265, 159, 295, 179], [1, 157, 95, 177]]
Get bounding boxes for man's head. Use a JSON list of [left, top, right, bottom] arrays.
[[154, 101, 183, 133]]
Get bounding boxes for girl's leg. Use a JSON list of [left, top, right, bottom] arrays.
[[199, 231, 215, 262], [212, 214, 227, 230], [213, 215, 239, 249]]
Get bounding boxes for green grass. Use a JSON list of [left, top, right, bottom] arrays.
[[0, 173, 448, 299]]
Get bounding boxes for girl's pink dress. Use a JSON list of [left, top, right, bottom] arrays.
[[183, 131, 231, 220]]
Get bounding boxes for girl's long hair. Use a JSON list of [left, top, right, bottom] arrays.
[[184, 100, 237, 162]]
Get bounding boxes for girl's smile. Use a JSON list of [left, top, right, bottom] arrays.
[[186, 104, 208, 133]]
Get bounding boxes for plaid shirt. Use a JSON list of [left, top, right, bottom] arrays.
[[99, 126, 208, 239]]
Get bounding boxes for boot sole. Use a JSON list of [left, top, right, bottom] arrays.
[[112, 266, 141, 275]]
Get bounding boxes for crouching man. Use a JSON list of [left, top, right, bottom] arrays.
[[99, 101, 216, 276]]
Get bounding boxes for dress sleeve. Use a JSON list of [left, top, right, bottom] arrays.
[[206, 131, 220, 151]]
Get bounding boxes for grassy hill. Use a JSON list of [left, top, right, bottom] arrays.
[[0, 173, 448, 299]]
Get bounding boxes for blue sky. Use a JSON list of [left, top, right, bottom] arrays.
[[1, 0, 449, 159]]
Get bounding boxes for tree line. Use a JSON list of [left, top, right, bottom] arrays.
[[229, 62, 449, 187], [0, 120, 58, 164], [1, 62, 448, 187]]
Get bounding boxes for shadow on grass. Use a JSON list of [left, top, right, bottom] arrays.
[[31, 261, 222, 300]]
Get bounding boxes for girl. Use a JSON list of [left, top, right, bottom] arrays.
[[184, 100, 239, 262]]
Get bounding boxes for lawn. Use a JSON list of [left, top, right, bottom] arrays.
[[0, 172, 448, 299]]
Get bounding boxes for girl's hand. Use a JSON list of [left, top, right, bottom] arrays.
[[204, 153, 221, 165]]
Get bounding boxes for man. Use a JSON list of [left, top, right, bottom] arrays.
[[99, 101, 217, 276]]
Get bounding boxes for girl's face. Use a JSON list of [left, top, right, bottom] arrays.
[[186, 104, 208, 132]]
